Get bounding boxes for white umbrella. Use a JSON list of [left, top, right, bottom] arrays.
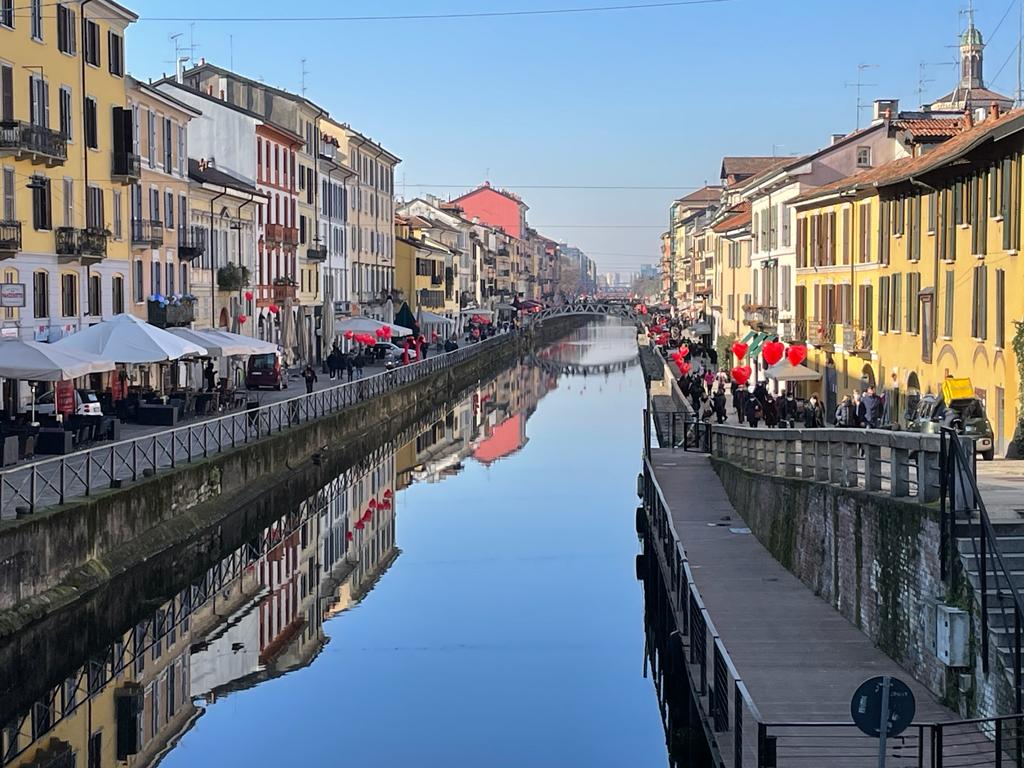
[[54, 313, 207, 363], [167, 327, 230, 357], [0, 339, 115, 380], [199, 328, 279, 355], [766, 360, 822, 382], [336, 317, 414, 338]]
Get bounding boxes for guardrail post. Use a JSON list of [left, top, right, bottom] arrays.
[[918, 442, 941, 502], [783, 436, 797, 477], [757, 723, 776, 768], [891, 446, 911, 497], [864, 443, 882, 491], [814, 437, 829, 482]]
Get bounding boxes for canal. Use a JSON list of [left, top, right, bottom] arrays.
[[0, 321, 706, 767]]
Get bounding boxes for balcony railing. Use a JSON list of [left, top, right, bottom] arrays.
[[841, 322, 873, 354], [807, 318, 836, 347], [265, 224, 299, 247], [0, 121, 67, 165], [743, 305, 778, 329], [177, 227, 206, 261], [111, 151, 141, 183], [55, 227, 107, 261], [147, 299, 195, 329], [131, 219, 164, 248], [271, 280, 297, 302], [0, 221, 21, 256], [306, 246, 327, 262]]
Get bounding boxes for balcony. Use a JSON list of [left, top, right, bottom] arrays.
[[55, 227, 107, 262], [177, 227, 206, 261], [0, 221, 21, 257], [271, 278, 297, 302], [111, 151, 141, 183], [743, 304, 779, 330], [147, 298, 195, 329], [265, 224, 299, 247], [807, 318, 836, 348], [841, 323, 873, 356], [431, 274, 443, 286], [0, 121, 67, 166], [131, 219, 164, 249], [306, 245, 328, 262]]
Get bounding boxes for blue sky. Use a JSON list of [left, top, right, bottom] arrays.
[[123, 0, 1021, 274]]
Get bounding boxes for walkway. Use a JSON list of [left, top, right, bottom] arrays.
[[648, 448, 990, 766]]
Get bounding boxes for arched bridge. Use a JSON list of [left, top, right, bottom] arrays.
[[524, 354, 640, 377], [527, 300, 638, 323]]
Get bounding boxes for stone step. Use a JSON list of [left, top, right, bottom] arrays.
[[958, 535, 1024, 555]]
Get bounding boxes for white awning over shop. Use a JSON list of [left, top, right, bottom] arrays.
[[0, 339, 115, 381], [418, 311, 456, 327], [54, 314, 207, 363], [336, 317, 414, 338], [766, 360, 822, 382]]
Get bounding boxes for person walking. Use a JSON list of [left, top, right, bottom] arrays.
[[345, 352, 355, 382], [302, 364, 318, 394], [204, 360, 216, 393], [804, 392, 825, 428], [327, 345, 341, 380], [763, 393, 779, 428], [835, 394, 857, 427], [857, 385, 883, 429], [779, 390, 797, 427], [744, 391, 763, 428], [713, 386, 727, 424], [354, 351, 364, 378]]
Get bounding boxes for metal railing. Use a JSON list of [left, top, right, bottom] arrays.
[[0, 120, 67, 164], [712, 424, 940, 502], [111, 151, 141, 181], [0, 334, 507, 515], [640, 456, 1015, 767], [0, 220, 21, 253], [131, 218, 164, 248], [806, 318, 835, 347], [55, 227, 107, 259]]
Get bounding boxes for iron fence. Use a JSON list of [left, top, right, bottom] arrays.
[[0, 334, 506, 516]]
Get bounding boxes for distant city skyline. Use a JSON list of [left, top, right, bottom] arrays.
[[124, 0, 1022, 273]]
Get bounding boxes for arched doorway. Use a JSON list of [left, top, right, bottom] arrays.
[[905, 372, 922, 425], [861, 363, 876, 390], [218, 307, 229, 328]]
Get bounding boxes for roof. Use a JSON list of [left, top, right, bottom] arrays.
[[452, 183, 530, 211], [720, 156, 780, 179], [127, 77, 203, 117], [733, 157, 793, 191], [711, 201, 752, 233], [676, 185, 722, 205], [793, 109, 1024, 205], [932, 86, 1013, 107], [182, 61, 326, 117], [188, 159, 265, 197], [891, 117, 964, 139], [472, 415, 525, 465]]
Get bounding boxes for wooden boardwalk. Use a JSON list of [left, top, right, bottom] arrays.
[[647, 448, 994, 767]]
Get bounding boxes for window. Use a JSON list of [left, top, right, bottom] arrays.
[[0, 64, 12, 123], [2, 167, 13, 220], [113, 190, 122, 238], [166, 261, 174, 295], [112, 275, 124, 314], [108, 31, 124, 76], [877, 275, 890, 333], [971, 264, 988, 339], [151, 260, 161, 296], [906, 273, 920, 334], [856, 146, 871, 168], [921, 294, 934, 363], [150, 187, 159, 223], [29, 75, 50, 128], [147, 110, 156, 166], [133, 259, 144, 301], [163, 118, 172, 172], [0, 0, 12, 29], [58, 86, 73, 140], [33, 271, 48, 318], [30, 0, 41, 40], [84, 96, 98, 149], [927, 192, 937, 232], [177, 125, 185, 175], [180, 263, 188, 293], [57, 5, 77, 54], [88, 274, 100, 315], [63, 178, 73, 227], [995, 268, 1006, 348], [86, 186, 103, 230], [61, 273, 77, 317], [165, 191, 173, 229], [891, 273, 902, 332], [88, 731, 101, 768], [31, 176, 51, 231], [84, 20, 100, 67], [943, 269, 954, 337]]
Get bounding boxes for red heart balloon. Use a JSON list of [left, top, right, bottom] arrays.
[[731, 365, 751, 386], [678, 361, 692, 376], [786, 345, 807, 366], [762, 340, 785, 366], [678, 345, 690, 358], [237, 313, 247, 325], [732, 341, 749, 360]]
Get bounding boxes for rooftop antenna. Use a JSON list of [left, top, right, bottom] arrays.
[[844, 63, 879, 129], [301, 58, 309, 97], [771, 143, 784, 157], [229, 34, 234, 71], [188, 22, 199, 67], [167, 33, 190, 82], [918, 60, 956, 108]]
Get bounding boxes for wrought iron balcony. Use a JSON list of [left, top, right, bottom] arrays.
[[807, 318, 836, 348], [0, 121, 67, 166], [56, 227, 107, 262], [147, 298, 195, 328], [177, 227, 206, 261], [0, 220, 21, 257], [271, 278, 297, 302], [306, 245, 328, 262], [743, 304, 779, 330], [841, 323, 873, 355], [111, 151, 141, 183], [131, 219, 164, 248]]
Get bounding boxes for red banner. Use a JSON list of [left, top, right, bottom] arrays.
[[55, 380, 75, 417]]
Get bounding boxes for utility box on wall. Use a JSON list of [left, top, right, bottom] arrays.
[[935, 604, 969, 667]]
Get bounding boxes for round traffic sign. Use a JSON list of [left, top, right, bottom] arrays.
[[851, 676, 916, 738]]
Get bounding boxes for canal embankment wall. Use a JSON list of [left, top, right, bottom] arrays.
[[709, 456, 982, 712], [0, 318, 586, 632]]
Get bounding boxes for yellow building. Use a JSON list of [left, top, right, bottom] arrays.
[[711, 202, 752, 352], [794, 109, 1024, 455], [1, 0, 137, 341], [394, 215, 445, 316]]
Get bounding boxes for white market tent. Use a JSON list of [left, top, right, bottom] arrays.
[[166, 328, 278, 357], [54, 314, 207, 363], [336, 317, 414, 338], [766, 360, 822, 382], [0, 339, 115, 381]]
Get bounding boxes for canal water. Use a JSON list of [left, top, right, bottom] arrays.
[[0, 321, 706, 767]]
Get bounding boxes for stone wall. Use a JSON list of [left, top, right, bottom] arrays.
[[711, 457, 954, 703]]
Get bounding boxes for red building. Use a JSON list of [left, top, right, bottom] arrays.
[[451, 182, 528, 240], [255, 123, 304, 311]]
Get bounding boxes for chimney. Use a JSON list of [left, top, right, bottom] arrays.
[[963, 109, 974, 130], [830, 134, 845, 146], [991, 102, 1001, 120], [872, 99, 900, 124]]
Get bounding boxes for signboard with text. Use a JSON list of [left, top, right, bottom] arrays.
[[0, 283, 26, 307], [55, 380, 76, 417]]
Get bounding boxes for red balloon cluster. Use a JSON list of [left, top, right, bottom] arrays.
[[383, 489, 393, 499], [346, 531, 354, 542], [354, 520, 365, 530], [374, 325, 393, 340], [678, 345, 689, 358], [268, 303, 280, 315]]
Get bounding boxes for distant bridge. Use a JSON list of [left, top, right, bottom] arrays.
[[527, 300, 638, 323], [525, 354, 639, 377]]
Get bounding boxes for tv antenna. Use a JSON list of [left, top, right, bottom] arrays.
[[845, 63, 879, 129], [301, 58, 309, 97]]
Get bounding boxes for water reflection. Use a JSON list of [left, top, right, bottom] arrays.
[[0, 321, 660, 768]]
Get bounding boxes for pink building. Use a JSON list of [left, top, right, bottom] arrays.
[[451, 182, 528, 239]]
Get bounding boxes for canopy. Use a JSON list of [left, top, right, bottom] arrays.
[[459, 307, 493, 317], [766, 360, 822, 382], [0, 339, 115, 381], [166, 327, 278, 357], [54, 313, 207, 363], [689, 322, 712, 335], [336, 317, 413, 338], [418, 311, 456, 327]]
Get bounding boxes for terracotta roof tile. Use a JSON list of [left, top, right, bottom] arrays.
[[712, 201, 752, 233], [891, 117, 964, 139]]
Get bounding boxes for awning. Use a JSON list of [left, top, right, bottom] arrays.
[[418, 311, 456, 327], [689, 322, 712, 335], [766, 360, 822, 382], [460, 308, 493, 317], [168, 328, 279, 356], [54, 313, 206, 363], [0, 339, 115, 381], [336, 317, 414, 338]]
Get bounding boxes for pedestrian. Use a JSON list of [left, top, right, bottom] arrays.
[[354, 351, 364, 378], [704, 369, 715, 393], [731, 381, 741, 419], [713, 387, 727, 424], [763, 393, 779, 428], [778, 389, 796, 427], [744, 392, 763, 428], [835, 394, 857, 427], [345, 352, 355, 382], [302, 364, 318, 394], [327, 345, 341, 380], [857, 385, 883, 429], [204, 360, 216, 393], [699, 394, 714, 422], [804, 392, 825, 428], [420, 335, 429, 359], [689, 377, 703, 413]]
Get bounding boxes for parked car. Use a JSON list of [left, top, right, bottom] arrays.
[[35, 388, 103, 417], [905, 388, 995, 461], [246, 352, 287, 391], [373, 342, 419, 366]]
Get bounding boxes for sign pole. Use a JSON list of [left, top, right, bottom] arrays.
[[877, 675, 891, 768]]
